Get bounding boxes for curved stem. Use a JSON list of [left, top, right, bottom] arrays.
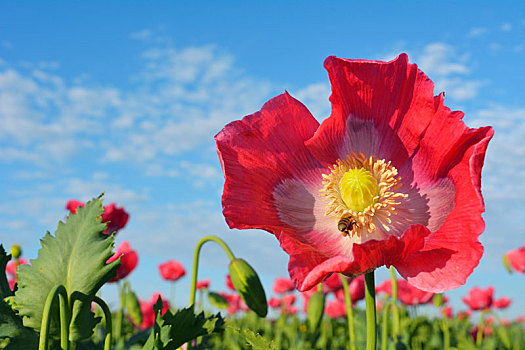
[[389, 266, 400, 340], [39, 285, 70, 350], [188, 236, 236, 308], [365, 271, 377, 350], [93, 296, 113, 350], [339, 274, 356, 350], [441, 318, 450, 350]]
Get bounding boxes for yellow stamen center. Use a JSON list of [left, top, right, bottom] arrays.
[[339, 168, 379, 212], [320, 152, 408, 238]]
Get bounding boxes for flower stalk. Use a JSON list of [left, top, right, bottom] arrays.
[[389, 266, 400, 340], [93, 296, 113, 350], [339, 273, 356, 350], [39, 285, 70, 350], [364, 271, 377, 350]]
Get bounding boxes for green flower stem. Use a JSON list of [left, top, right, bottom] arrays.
[[364, 271, 377, 350], [381, 301, 390, 350], [389, 266, 400, 340], [187, 236, 236, 350], [339, 273, 356, 350], [93, 296, 113, 350], [114, 282, 125, 342], [441, 318, 450, 350], [188, 236, 236, 308], [170, 282, 176, 309], [476, 309, 487, 346], [39, 285, 70, 350]]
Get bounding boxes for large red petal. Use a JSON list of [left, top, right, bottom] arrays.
[[306, 54, 436, 169], [395, 95, 494, 292], [215, 92, 322, 234]]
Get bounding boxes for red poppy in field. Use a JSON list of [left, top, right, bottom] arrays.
[[215, 54, 493, 293], [158, 260, 186, 281], [441, 306, 453, 319], [272, 277, 295, 294], [196, 279, 210, 290], [457, 310, 471, 321], [493, 297, 511, 309], [268, 297, 281, 309], [283, 293, 297, 306], [137, 293, 170, 329], [462, 286, 494, 311], [107, 241, 138, 282], [375, 279, 433, 305], [225, 274, 235, 291], [66, 199, 129, 235], [505, 245, 525, 273], [325, 299, 346, 318], [8, 277, 15, 290], [5, 258, 28, 276], [335, 275, 365, 305]]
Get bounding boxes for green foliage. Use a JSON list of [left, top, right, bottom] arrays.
[[10, 197, 121, 341], [0, 245, 39, 349], [143, 297, 225, 349], [306, 291, 325, 331], [229, 327, 276, 350]]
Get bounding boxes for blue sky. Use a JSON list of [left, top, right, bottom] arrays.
[[1, 1, 524, 318]]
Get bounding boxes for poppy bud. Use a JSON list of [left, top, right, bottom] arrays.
[[228, 258, 267, 317], [208, 291, 228, 310], [307, 291, 325, 331], [502, 254, 513, 274], [432, 293, 444, 307], [125, 290, 143, 326], [10, 245, 21, 259]]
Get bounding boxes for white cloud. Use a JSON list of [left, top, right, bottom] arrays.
[[416, 43, 483, 101], [292, 82, 331, 121], [467, 27, 488, 37], [501, 23, 512, 32]]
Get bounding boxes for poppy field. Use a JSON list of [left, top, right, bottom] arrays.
[[2, 54, 525, 350]]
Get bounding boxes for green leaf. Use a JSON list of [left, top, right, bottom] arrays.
[[143, 304, 224, 350], [0, 246, 39, 349], [229, 327, 276, 350], [0, 245, 13, 298], [11, 197, 121, 341]]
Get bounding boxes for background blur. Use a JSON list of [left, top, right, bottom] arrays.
[[1, 1, 524, 318]]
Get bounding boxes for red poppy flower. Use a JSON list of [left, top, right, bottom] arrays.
[[325, 299, 346, 318], [321, 273, 346, 294], [493, 297, 511, 309], [215, 54, 493, 293], [196, 279, 210, 290], [283, 293, 296, 306], [137, 293, 170, 329], [457, 310, 471, 321], [158, 260, 186, 281], [375, 279, 433, 305], [66, 200, 129, 235], [441, 306, 453, 319], [335, 275, 366, 305], [5, 258, 28, 276], [272, 277, 295, 294], [107, 241, 138, 282], [268, 297, 281, 309], [506, 245, 525, 273], [225, 274, 235, 291], [462, 286, 494, 311], [8, 277, 15, 290]]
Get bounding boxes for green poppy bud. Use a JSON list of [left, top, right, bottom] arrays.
[[125, 289, 142, 326], [307, 291, 325, 331], [432, 293, 444, 307], [208, 291, 228, 310], [10, 245, 22, 259], [503, 253, 513, 274], [228, 258, 267, 317]]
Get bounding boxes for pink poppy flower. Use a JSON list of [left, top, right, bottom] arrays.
[[66, 200, 129, 235], [493, 297, 511, 309], [215, 54, 493, 293], [396, 279, 434, 305], [107, 241, 138, 282], [322, 273, 345, 293], [457, 310, 471, 321], [441, 306, 453, 319], [334, 275, 365, 305], [272, 277, 295, 294], [8, 277, 15, 290], [462, 286, 494, 311], [158, 260, 186, 281], [506, 245, 525, 273], [283, 294, 297, 306], [137, 293, 170, 329], [196, 279, 210, 290]]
